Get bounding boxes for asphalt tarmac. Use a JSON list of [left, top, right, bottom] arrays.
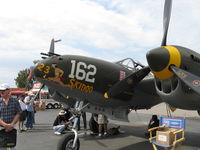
[[15, 103, 200, 150]]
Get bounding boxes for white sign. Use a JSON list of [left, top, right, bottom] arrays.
[[158, 135, 167, 142]]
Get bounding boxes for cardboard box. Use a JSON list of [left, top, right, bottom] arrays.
[[34, 102, 40, 111], [156, 128, 176, 146], [40, 101, 46, 111], [34, 101, 46, 111]]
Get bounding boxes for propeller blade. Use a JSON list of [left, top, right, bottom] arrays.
[[32, 84, 45, 101], [170, 65, 200, 95], [104, 66, 150, 98], [161, 0, 172, 46], [49, 38, 55, 54]]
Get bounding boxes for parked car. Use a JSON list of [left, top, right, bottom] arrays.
[[41, 99, 61, 109]]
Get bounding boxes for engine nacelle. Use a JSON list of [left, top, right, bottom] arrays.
[[154, 76, 200, 110]]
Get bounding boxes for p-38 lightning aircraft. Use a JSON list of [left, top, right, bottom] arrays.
[[31, 0, 200, 149]]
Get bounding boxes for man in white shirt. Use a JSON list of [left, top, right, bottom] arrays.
[[18, 94, 27, 132], [24, 92, 35, 129]]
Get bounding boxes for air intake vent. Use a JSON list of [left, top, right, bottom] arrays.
[[155, 76, 178, 94]]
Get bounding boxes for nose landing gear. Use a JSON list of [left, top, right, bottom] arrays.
[[57, 130, 80, 150], [57, 101, 89, 150]]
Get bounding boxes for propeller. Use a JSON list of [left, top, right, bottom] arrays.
[[146, 0, 174, 77], [146, 0, 200, 96], [104, 66, 150, 98], [146, 0, 173, 73], [161, 0, 172, 46]]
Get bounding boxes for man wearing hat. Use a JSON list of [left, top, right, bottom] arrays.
[[53, 109, 71, 135], [0, 83, 22, 148], [0, 83, 22, 130]]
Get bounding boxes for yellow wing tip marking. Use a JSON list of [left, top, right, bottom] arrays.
[[104, 93, 109, 99]]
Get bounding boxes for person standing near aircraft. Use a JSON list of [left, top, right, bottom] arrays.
[[98, 114, 108, 137], [18, 94, 27, 132], [0, 83, 22, 148], [24, 92, 35, 129], [89, 113, 99, 135], [77, 111, 87, 131]]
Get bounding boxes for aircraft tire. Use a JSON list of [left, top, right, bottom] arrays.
[[57, 133, 80, 150]]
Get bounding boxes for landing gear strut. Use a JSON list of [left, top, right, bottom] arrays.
[[57, 101, 89, 150]]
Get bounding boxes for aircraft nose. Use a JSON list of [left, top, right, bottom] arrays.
[[146, 47, 170, 72], [33, 64, 41, 78], [33, 63, 48, 79], [33, 61, 56, 79]]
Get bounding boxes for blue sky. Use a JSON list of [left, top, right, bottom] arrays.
[[0, 0, 200, 87]]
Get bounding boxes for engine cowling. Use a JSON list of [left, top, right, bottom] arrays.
[[154, 76, 200, 110]]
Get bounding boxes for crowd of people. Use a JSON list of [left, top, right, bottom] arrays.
[[0, 84, 38, 134], [0, 82, 117, 141], [16, 92, 36, 132], [52, 109, 160, 138], [0, 82, 160, 150], [0, 83, 110, 142]]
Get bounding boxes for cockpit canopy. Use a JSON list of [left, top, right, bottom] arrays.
[[115, 58, 144, 72]]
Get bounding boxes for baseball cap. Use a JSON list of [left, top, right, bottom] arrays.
[[0, 83, 10, 91], [19, 94, 26, 98]]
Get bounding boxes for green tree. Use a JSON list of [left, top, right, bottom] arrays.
[[15, 68, 33, 90]]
